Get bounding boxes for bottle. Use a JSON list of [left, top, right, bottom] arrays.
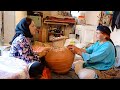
[[69, 39, 75, 45]]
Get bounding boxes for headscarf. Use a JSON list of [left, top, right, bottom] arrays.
[[9, 17, 33, 45], [97, 25, 117, 57]]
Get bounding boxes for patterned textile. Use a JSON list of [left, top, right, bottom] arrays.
[[95, 67, 120, 79], [9, 34, 40, 64], [99, 11, 113, 26]]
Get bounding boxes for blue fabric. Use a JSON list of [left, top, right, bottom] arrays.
[[82, 41, 115, 70], [10, 17, 33, 44], [97, 25, 117, 57], [15, 18, 33, 38]]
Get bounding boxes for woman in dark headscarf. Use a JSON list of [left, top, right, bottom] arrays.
[[67, 25, 116, 79], [9, 17, 50, 78]]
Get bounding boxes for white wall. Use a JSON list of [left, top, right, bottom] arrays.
[[4, 11, 15, 44], [15, 11, 27, 25], [3, 11, 27, 44], [75, 25, 97, 43], [111, 28, 120, 46], [85, 11, 101, 25]]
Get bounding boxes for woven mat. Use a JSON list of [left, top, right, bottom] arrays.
[[95, 67, 120, 79]]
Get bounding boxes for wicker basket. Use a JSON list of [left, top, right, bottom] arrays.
[[45, 47, 75, 74]]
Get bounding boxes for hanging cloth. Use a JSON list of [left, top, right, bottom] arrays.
[[111, 11, 120, 31], [115, 12, 120, 29]]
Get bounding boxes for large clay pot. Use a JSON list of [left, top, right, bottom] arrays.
[[45, 47, 75, 74]]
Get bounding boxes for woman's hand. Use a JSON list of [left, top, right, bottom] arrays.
[[33, 46, 51, 55], [67, 45, 74, 53], [67, 45, 82, 55], [42, 47, 51, 54]]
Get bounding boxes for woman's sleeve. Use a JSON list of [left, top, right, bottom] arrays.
[[11, 38, 40, 63], [33, 53, 41, 61], [85, 43, 96, 54], [82, 44, 111, 63]]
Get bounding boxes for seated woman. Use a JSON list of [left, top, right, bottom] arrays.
[[9, 17, 50, 78], [67, 25, 116, 79]]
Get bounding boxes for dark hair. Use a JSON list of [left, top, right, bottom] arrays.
[[25, 17, 32, 29], [9, 17, 33, 45], [100, 31, 110, 41], [97, 25, 111, 36]]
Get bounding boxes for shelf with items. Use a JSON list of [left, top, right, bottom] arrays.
[[48, 32, 63, 35], [44, 16, 76, 24], [44, 21, 69, 26], [41, 16, 76, 42], [47, 25, 65, 42]]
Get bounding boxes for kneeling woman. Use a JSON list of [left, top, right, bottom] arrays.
[[67, 26, 116, 79], [9, 17, 49, 78]]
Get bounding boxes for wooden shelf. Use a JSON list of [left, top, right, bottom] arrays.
[[44, 20, 75, 25], [44, 20, 75, 23], [48, 32, 62, 34], [42, 18, 75, 42], [44, 21, 68, 25]]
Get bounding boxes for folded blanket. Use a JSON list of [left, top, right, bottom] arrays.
[[0, 56, 29, 79]]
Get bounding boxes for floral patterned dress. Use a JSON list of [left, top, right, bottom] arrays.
[[9, 34, 40, 64]]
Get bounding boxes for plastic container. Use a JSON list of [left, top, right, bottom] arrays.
[[69, 34, 75, 38]]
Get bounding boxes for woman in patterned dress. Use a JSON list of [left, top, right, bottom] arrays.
[[9, 17, 49, 78]]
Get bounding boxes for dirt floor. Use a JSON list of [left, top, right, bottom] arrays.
[[51, 69, 79, 79], [51, 67, 120, 79]]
